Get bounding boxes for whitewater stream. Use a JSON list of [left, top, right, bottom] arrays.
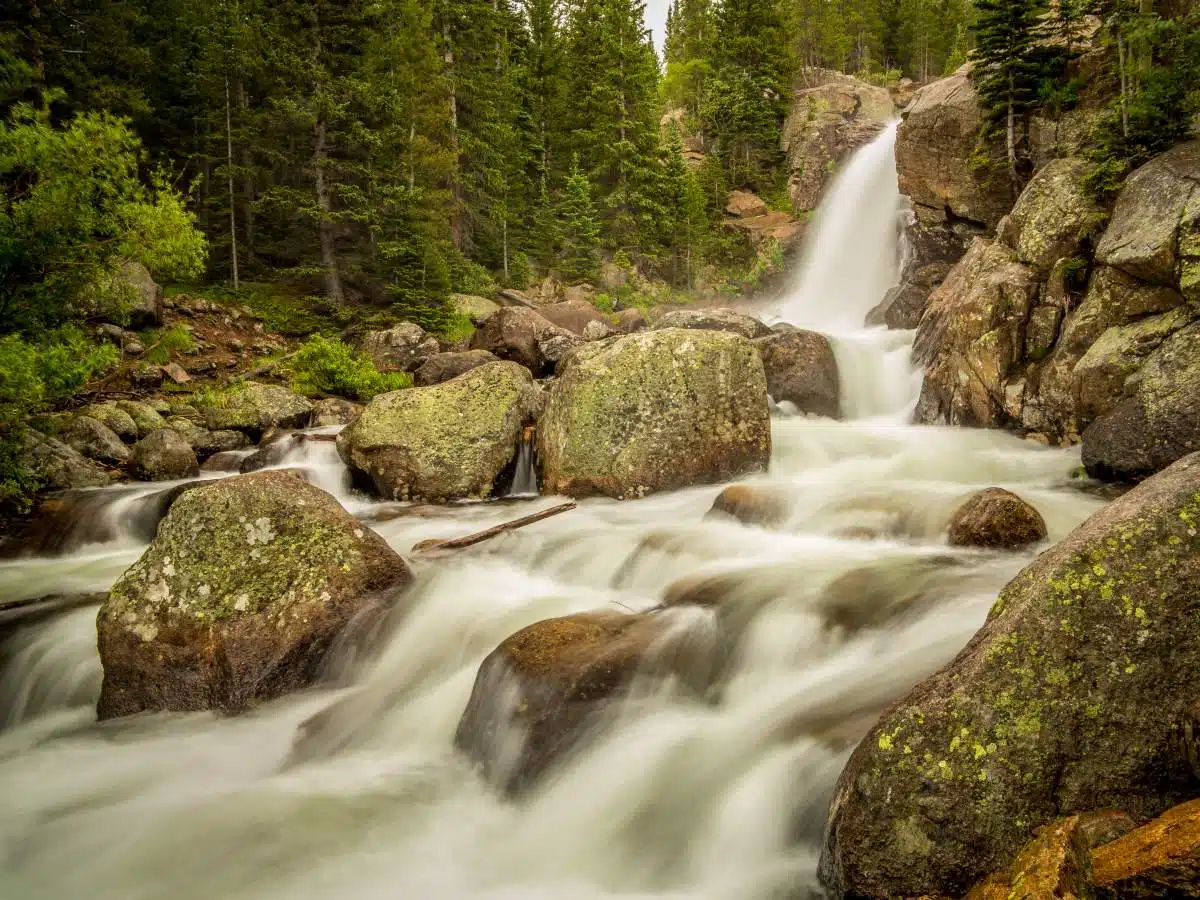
[[0, 127, 1104, 900]]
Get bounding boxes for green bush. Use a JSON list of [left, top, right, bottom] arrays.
[[288, 335, 411, 401], [140, 324, 194, 364]]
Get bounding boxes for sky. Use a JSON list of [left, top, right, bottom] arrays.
[[646, 0, 670, 52]]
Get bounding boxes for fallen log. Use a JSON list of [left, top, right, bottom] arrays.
[[411, 501, 576, 556]]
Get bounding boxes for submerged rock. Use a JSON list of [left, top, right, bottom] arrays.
[[96, 471, 411, 719], [706, 484, 790, 529], [198, 381, 313, 438], [753, 329, 840, 418], [337, 361, 542, 502], [946, 487, 1047, 550], [454, 609, 718, 793], [820, 452, 1200, 899], [652, 308, 772, 340], [131, 428, 200, 481], [538, 329, 771, 499]]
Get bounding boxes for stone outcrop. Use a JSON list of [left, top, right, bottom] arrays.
[[413, 349, 501, 386], [337, 361, 542, 502], [538, 329, 771, 499], [451, 293, 502, 324], [113, 260, 163, 329], [131, 428, 200, 481], [469, 306, 580, 375], [752, 329, 840, 418], [1092, 798, 1200, 896], [946, 487, 1048, 550], [309, 397, 362, 427], [197, 382, 313, 438], [96, 471, 410, 719], [22, 429, 113, 491], [360, 322, 440, 373], [997, 158, 1102, 274], [820, 452, 1200, 899], [651, 308, 772, 340]]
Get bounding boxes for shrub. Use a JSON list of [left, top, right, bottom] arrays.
[[288, 336, 410, 401], [140, 324, 194, 364]]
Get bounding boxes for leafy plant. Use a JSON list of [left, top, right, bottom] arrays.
[[139, 324, 194, 364], [287, 336, 410, 401]]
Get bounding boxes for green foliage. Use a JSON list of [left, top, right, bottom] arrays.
[[140, 324, 195, 364], [558, 161, 602, 282], [450, 256, 499, 297], [0, 104, 206, 335], [288, 335, 411, 401]]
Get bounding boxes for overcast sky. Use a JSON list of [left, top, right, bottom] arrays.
[[646, 0, 670, 52]]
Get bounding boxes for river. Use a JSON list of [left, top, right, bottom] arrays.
[[0, 126, 1103, 900]]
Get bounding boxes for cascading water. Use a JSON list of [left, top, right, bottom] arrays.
[[0, 134, 1103, 900]]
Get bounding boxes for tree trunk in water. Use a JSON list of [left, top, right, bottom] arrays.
[[224, 74, 239, 291], [313, 115, 344, 305]]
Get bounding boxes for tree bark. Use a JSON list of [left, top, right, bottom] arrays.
[[224, 74, 240, 290], [313, 115, 344, 304], [1006, 70, 1019, 188]]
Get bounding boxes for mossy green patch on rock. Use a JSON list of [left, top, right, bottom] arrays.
[[97, 471, 410, 719], [538, 328, 770, 499], [337, 360, 542, 502], [820, 452, 1200, 900], [196, 381, 313, 437]]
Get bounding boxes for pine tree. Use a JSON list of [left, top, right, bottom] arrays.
[[659, 127, 708, 287], [557, 160, 601, 282]]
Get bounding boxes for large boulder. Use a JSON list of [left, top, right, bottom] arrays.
[[914, 238, 1040, 427], [96, 471, 411, 719], [1082, 321, 1200, 481], [131, 428, 200, 481], [537, 299, 611, 336], [80, 403, 138, 443], [337, 361, 542, 502], [820, 452, 1200, 899], [22, 429, 113, 491], [451, 293, 501, 324], [896, 65, 1015, 228], [360, 322, 440, 373], [538, 329, 770, 499], [651, 308, 772, 340], [114, 399, 167, 438], [1095, 140, 1200, 296], [309, 397, 362, 427], [946, 487, 1048, 550], [998, 158, 1102, 274], [753, 329, 840, 418], [114, 260, 163, 329], [198, 382, 313, 438], [61, 415, 132, 466], [469, 306, 580, 375], [165, 416, 251, 459], [413, 349, 501, 387], [454, 609, 719, 793]]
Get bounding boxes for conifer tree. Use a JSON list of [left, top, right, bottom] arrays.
[[557, 160, 601, 282]]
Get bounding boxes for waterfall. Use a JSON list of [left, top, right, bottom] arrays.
[[508, 428, 539, 498]]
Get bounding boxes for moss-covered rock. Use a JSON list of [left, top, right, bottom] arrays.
[[947, 487, 1048, 550], [309, 397, 362, 427], [131, 428, 199, 481], [198, 381, 313, 438], [538, 329, 770, 499], [96, 471, 411, 719], [753, 328, 840, 417], [62, 415, 132, 466], [820, 451, 1200, 899], [337, 360, 542, 502], [115, 400, 167, 438], [80, 403, 139, 443], [652, 308, 772, 340], [165, 416, 251, 460], [1000, 158, 1101, 274], [454, 609, 719, 793]]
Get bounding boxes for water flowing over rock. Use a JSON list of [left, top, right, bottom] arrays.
[[360, 322, 440, 373], [454, 609, 719, 793], [61, 416, 131, 466], [651, 308, 772, 340], [413, 349, 501, 386], [131, 428, 199, 481], [96, 471, 411, 719], [198, 381, 313, 438], [820, 452, 1200, 899], [946, 487, 1048, 550], [469, 306, 580, 375], [337, 361, 542, 502], [705, 484, 790, 529], [753, 329, 840, 418], [538, 329, 770, 499]]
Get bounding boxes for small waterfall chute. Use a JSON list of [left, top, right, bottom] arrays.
[[508, 426, 539, 498]]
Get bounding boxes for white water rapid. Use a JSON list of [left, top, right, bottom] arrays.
[[0, 133, 1104, 900]]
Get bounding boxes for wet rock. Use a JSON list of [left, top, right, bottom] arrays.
[[539, 329, 770, 499], [613, 308, 648, 333], [538, 299, 611, 336], [113, 260, 163, 329], [706, 484, 790, 528], [652, 308, 772, 340], [96, 471, 411, 719], [200, 450, 247, 473], [820, 452, 1200, 899], [131, 428, 199, 481], [413, 349, 501, 387], [239, 430, 304, 473], [22, 429, 113, 491], [338, 361, 542, 502], [197, 381, 313, 439], [80, 403, 139, 443], [1082, 322, 1200, 482], [309, 397, 362, 427], [360, 322, 440, 373], [946, 487, 1047, 550], [999, 158, 1102, 274], [61, 416, 132, 466], [753, 329, 840, 418], [454, 609, 718, 792], [469, 306, 580, 375], [963, 815, 1096, 900], [115, 400, 168, 438], [1092, 799, 1200, 897]]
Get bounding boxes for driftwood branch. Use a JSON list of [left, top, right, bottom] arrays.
[[411, 502, 576, 556]]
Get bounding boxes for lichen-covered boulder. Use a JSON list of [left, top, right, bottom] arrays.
[[113, 260, 163, 329], [451, 293, 501, 324], [198, 382, 313, 438], [1082, 321, 1200, 482], [454, 609, 719, 793], [61, 416, 131, 466], [165, 417, 251, 459], [115, 400, 167, 438], [652, 308, 772, 340], [80, 403, 139, 443], [360, 322, 440, 373], [337, 361, 542, 502], [131, 428, 199, 481], [753, 329, 840, 418], [538, 329, 771, 499], [96, 471, 411, 719], [999, 158, 1101, 273], [22, 429, 113, 491], [1095, 141, 1200, 295], [820, 452, 1200, 899], [309, 397, 362, 427], [470, 307, 580, 375], [413, 349, 501, 387], [946, 487, 1048, 550]]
